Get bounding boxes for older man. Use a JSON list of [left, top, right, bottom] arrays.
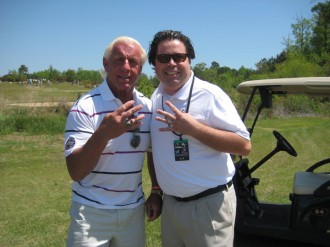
[[64, 36, 159, 247]]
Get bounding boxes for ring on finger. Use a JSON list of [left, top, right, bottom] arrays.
[[166, 118, 173, 128], [166, 117, 173, 123], [164, 117, 173, 128], [125, 118, 132, 127]]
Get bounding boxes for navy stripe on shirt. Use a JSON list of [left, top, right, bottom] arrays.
[[69, 108, 151, 119], [72, 190, 104, 205], [85, 93, 101, 100], [92, 169, 142, 175], [115, 195, 144, 207], [65, 129, 94, 134], [93, 181, 142, 193]]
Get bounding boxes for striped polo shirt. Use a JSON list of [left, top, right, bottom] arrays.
[[64, 80, 152, 209]]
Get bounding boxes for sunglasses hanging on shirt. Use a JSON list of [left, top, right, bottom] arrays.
[[130, 127, 140, 148], [126, 111, 141, 148]]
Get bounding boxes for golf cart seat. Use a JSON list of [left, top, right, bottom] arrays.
[[291, 171, 330, 233], [293, 171, 330, 195]]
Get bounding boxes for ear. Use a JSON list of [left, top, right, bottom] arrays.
[[103, 57, 108, 71], [138, 65, 143, 76]]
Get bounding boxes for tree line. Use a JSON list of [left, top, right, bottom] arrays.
[[1, 1, 329, 100]]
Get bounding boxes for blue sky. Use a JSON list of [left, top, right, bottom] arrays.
[[0, 0, 324, 77]]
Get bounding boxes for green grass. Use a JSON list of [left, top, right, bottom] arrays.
[[0, 82, 328, 246], [0, 82, 88, 104], [0, 117, 329, 246], [0, 134, 70, 246], [246, 117, 330, 204], [0, 134, 161, 247]]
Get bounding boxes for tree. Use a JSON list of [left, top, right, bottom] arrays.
[[76, 67, 103, 84], [291, 15, 313, 54], [47, 65, 61, 81], [1, 70, 18, 82], [65, 69, 76, 82], [136, 74, 156, 97], [210, 61, 220, 70], [18, 65, 28, 75], [192, 62, 207, 79], [281, 35, 294, 53], [255, 58, 270, 74], [273, 52, 324, 77], [311, 0, 330, 55], [17, 64, 29, 81]]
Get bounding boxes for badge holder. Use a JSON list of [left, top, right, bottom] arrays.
[[174, 137, 189, 161], [162, 76, 195, 162]]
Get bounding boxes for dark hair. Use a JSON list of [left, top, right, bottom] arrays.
[[148, 30, 195, 66]]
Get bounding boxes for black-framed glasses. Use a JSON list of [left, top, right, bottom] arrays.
[[130, 128, 140, 148], [156, 53, 187, 64]]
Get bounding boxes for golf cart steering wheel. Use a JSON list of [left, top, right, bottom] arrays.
[[246, 130, 298, 175], [273, 130, 297, 157]]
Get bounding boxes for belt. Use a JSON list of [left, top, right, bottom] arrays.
[[173, 180, 233, 202]]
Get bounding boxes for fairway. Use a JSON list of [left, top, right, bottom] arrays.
[[0, 116, 329, 246], [0, 82, 329, 246], [0, 82, 88, 105]]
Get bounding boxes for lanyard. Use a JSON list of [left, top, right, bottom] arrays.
[[161, 76, 195, 140]]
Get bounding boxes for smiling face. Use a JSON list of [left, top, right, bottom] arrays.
[[154, 39, 192, 95], [103, 41, 143, 101]]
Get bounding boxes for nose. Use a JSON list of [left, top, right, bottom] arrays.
[[167, 58, 176, 65], [122, 59, 131, 70]]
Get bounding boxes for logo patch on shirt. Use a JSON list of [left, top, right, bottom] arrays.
[[65, 137, 76, 150]]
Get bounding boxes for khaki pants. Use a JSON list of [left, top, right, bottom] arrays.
[[66, 201, 145, 247], [161, 185, 236, 247]]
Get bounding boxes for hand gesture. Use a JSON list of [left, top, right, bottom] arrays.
[[100, 100, 145, 140], [155, 100, 200, 136]]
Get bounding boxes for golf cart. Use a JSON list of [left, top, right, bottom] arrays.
[[233, 77, 330, 246]]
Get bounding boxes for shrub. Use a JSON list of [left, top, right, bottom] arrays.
[[0, 106, 68, 135]]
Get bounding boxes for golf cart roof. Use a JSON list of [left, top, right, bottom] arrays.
[[237, 77, 330, 96]]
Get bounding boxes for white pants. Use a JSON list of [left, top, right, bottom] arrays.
[[161, 185, 236, 247], [66, 201, 145, 247]]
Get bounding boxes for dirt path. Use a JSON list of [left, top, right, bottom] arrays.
[[7, 102, 75, 107]]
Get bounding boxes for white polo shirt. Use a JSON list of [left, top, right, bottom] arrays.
[[150, 73, 250, 197], [64, 80, 152, 209]]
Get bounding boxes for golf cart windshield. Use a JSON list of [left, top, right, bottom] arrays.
[[237, 77, 330, 96], [237, 77, 330, 136]]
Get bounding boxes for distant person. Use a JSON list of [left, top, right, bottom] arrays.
[[146, 30, 251, 247], [64, 36, 161, 247]]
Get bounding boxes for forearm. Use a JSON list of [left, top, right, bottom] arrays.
[[190, 122, 251, 156], [66, 129, 109, 181], [145, 151, 163, 221], [147, 151, 159, 187]]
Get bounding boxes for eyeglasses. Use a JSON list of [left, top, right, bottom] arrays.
[[156, 53, 187, 64], [130, 128, 140, 148]]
